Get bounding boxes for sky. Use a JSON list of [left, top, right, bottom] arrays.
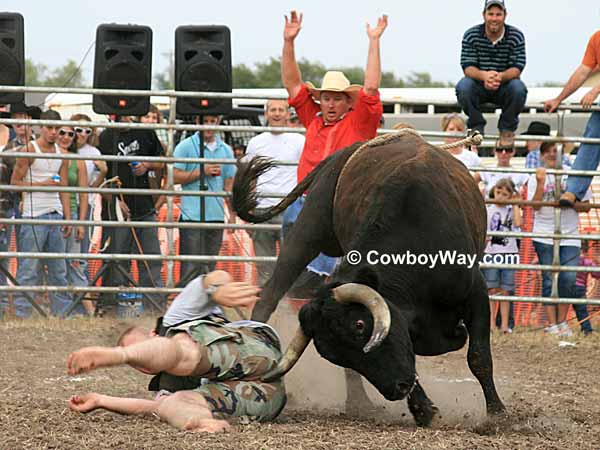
[[3, 0, 600, 86]]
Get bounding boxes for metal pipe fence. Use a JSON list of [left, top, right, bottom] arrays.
[[2, 85, 600, 319]]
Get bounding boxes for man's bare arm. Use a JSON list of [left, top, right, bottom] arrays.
[[69, 392, 158, 416], [281, 11, 303, 99], [545, 64, 593, 112], [499, 67, 521, 82], [363, 15, 388, 96]]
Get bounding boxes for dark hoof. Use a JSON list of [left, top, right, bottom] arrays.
[[409, 402, 440, 427], [487, 403, 508, 417]]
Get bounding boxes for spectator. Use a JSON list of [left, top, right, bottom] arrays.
[[98, 115, 165, 312], [441, 113, 482, 169], [287, 107, 302, 128], [9, 110, 76, 318], [173, 115, 236, 285], [574, 240, 598, 335], [57, 125, 92, 315], [522, 121, 569, 168], [280, 10, 386, 295], [141, 104, 168, 146], [482, 178, 522, 333], [244, 99, 304, 286], [0, 104, 9, 150], [233, 144, 246, 160], [544, 30, 600, 208], [139, 106, 167, 212], [455, 0, 527, 148], [71, 114, 107, 264], [473, 144, 529, 198], [528, 142, 592, 337]]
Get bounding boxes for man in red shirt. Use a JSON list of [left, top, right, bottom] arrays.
[[544, 30, 600, 207], [280, 10, 387, 296]]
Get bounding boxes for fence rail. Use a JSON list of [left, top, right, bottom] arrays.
[[1, 84, 600, 319]]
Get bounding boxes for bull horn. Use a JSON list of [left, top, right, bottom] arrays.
[[261, 327, 311, 382], [332, 283, 391, 353]]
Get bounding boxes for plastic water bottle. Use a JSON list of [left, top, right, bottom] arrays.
[[116, 293, 144, 318]]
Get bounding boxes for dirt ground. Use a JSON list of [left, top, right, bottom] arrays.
[[1, 303, 599, 450]]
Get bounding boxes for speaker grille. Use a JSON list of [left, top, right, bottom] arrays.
[[0, 52, 21, 85]]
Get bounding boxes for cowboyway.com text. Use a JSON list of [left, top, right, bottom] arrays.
[[345, 250, 519, 269]]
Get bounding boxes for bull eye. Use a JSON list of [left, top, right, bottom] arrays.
[[355, 319, 365, 333]]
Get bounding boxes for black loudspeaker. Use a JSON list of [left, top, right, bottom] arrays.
[[0, 12, 24, 104], [93, 24, 152, 116], [175, 25, 232, 116]]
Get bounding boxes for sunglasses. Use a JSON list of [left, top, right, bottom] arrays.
[[495, 148, 513, 154], [58, 129, 75, 138], [75, 127, 92, 135]]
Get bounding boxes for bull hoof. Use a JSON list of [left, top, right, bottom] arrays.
[[409, 402, 440, 427], [487, 402, 507, 417]]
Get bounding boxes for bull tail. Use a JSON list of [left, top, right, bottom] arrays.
[[232, 156, 320, 223]]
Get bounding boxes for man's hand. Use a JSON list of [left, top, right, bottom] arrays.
[[284, 10, 303, 42], [213, 282, 261, 308], [69, 393, 102, 413], [75, 226, 85, 241], [366, 15, 388, 40], [483, 71, 501, 91], [581, 87, 600, 110], [118, 200, 131, 220], [62, 225, 72, 239], [131, 162, 149, 176], [535, 167, 546, 183], [544, 97, 561, 113], [204, 164, 222, 177]]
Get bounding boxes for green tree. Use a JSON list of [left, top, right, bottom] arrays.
[[233, 63, 257, 88], [154, 52, 174, 90], [404, 71, 452, 88], [25, 58, 86, 87]]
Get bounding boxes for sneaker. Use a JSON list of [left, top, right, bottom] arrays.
[[557, 321, 574, 338], [559, 192, 576, 208], [544, 324, 560, 335], [287, 269, 328, 299]]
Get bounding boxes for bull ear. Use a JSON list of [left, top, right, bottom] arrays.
[[353, 265, 380, 291], [298, 300, 320, 338]]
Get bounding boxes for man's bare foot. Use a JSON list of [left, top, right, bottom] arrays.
[[69, 393, 102, 413], [67, 346, 126, 375], [187, 418, 230, 433]]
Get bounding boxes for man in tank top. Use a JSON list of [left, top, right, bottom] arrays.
[[7, 110, 79, 318]]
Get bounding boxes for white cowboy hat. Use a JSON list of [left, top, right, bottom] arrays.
[[305, 71, 362, 102]]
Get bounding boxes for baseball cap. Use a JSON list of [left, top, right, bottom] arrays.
[[484, 0, 506, 11]]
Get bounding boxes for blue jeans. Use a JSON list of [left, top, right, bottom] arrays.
[[102, 212, 164, 310], [566, 110, 600, 200], [573, 285, 593, 334], [455, 77, 528, 133], [12, 212, 78, 318], [282, 197, 338, 276], [65, 206, 89, 290], [533, 241, 579, 299]]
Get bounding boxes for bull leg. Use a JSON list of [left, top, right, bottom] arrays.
[[407, 380, 439, 427], [344, 368, 375, 414], [464, 273, 506, 416]]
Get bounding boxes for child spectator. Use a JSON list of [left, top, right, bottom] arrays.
[[528, 142, 592, 337], [440, 113, 482, 169], [481, 178, 522, 333], [574, 240, 598, 335]]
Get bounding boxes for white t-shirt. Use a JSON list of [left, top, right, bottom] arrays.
[[485, 204, 518, 254], [479, 168, 529, 198], [527, 171, 592, 247], [78, 144, 102, 206], [452, 148, 482, 169], [243, 132, 304, 208]]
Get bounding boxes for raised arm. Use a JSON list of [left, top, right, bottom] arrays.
[[281, 10, 304, 98], [544, 64, 593, 112], [363, 15, 388, 95]]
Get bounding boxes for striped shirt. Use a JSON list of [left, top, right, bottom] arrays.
[[460, 24, 526, 73]]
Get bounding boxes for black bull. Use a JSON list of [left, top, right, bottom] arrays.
[[232, 133, 506, 425]]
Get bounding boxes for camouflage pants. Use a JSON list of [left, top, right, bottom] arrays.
[[166, 319, 286, 422]]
